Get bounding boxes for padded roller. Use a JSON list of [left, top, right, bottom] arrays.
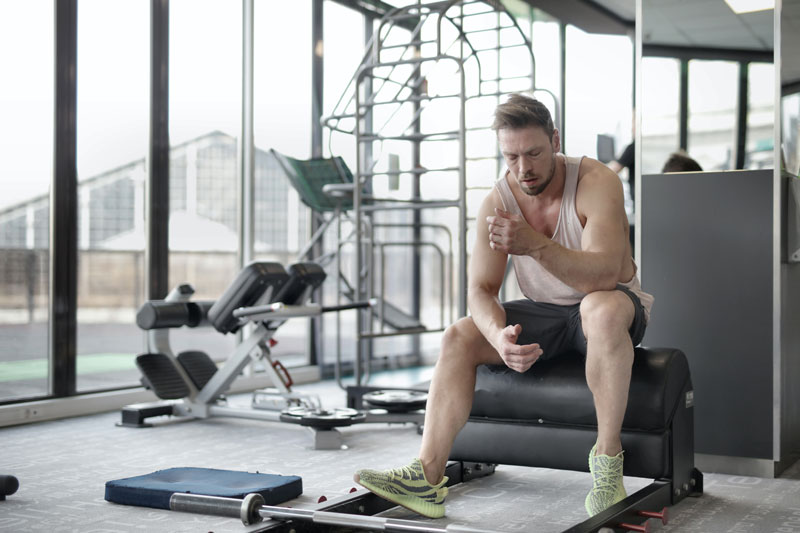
[[176, 351, 219, 391], [207, 262, 289, 334], [136, 353, 190, 400], [137, 301, 204, 330], [272, 263, 327, 306]]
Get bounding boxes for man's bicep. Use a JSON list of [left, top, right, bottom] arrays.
[[578, 171, 627, 255], [469, 192, 508, 296]]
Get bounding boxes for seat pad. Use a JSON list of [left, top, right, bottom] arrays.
[[470, 346, 690, 431]]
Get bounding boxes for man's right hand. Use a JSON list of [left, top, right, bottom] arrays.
[[494, 324, 543, 373]]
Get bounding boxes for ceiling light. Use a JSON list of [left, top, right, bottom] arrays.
[[724, 0, 774, 14]]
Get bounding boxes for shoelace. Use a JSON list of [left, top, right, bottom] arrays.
[[389, 463, 422, 482], [592, 458, 623, 492]]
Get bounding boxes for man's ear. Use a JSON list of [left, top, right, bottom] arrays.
[[552, 129, 561, 153]]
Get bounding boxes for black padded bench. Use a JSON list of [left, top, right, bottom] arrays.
[[450, 346, 702, 530]]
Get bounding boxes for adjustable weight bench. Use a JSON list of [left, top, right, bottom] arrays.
[[120, 261, 420, 449], [119, 261, 331, 431]]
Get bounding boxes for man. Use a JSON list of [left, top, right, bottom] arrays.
[[354, 93, 654, 519]]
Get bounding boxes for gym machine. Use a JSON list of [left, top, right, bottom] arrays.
[[156, 346, 701, 532], [120, 261, 428, 449]]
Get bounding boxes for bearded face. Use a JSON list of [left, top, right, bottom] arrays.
[[498, 126, 559, 197]]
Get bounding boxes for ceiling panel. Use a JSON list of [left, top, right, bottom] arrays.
[[588, 0, 775, 51]]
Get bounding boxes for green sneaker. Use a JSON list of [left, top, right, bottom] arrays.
[[354, 458, 448, 518], [585, 444, 627, 516]]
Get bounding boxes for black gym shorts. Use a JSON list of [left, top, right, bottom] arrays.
[[502, 285, 647, 362]]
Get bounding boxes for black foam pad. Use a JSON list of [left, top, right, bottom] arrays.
[[207, 262, 289, 334], [272, 262, 327, 305], [176, 351, 218, 390], [136, 353, 191, 400]]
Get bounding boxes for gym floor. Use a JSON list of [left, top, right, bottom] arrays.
[[2, 369, 800, 533]]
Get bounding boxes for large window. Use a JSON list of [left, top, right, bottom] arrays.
[[785, 92, 800, 177], [746, 62, 775, 169], [324, 1, 367, 166], [688, 60, 738, 171], [169, 0, 242, 359], [0, 2, 53, 402], [251, 0, 314, 366], [75, 0, 149, 393], [565, 25, 633, 162], [641, 57, 681, 174]]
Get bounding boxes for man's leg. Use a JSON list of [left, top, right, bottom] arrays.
[[418, 316, 504, 484], [580, 290, 637, 515], [354, 316, 504, 518], [580, 290, 636, 455]]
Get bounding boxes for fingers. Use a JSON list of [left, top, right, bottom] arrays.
[[503, 348, 542, 373], [499, 324, 543, 372], [502, 323, 521, 340]]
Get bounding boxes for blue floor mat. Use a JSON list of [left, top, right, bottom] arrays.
[[105, 467, 302, 510]]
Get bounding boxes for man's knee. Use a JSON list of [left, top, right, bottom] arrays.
[[580, 291, 634, 339], [440, 317, 490, 364]]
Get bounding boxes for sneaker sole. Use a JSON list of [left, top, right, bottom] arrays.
[[354, 475, 446, 519]]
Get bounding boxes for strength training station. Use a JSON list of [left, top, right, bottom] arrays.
[[2, 1, 800, 532]]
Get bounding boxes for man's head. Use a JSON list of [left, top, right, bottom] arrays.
[[494, 94, 559, 196], [492, 93, 555, 140], [662, 152, 703, 173]]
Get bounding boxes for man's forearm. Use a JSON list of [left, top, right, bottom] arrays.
[[531, 240, 620, 293], [467, 288, 507, 350]]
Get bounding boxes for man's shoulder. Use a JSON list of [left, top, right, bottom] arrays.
[[574, 156, 624, 203], [478, 183, 504, 212], [575, 156, 617, 183]]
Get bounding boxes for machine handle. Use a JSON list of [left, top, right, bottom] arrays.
[[272, 360, 294, 388]]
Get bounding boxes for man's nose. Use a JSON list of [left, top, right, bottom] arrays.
[[518, 156, 531, 175]]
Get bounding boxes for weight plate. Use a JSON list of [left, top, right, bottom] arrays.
[[362, 389, 428, 413], [280, 406, 366, 428]]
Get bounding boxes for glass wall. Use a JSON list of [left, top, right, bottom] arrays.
[[785, 92, 800, 177], [565, 25, 634, 162], [0, 2, 53, 402], [251, 0, 314, 366], [324, 1, 366, 167], [74, 0, 149, 393], [746, 62, 775, 169], [641, 57, 681, 174], [687, 60, 738, 171], [168, 0, 242, 359]]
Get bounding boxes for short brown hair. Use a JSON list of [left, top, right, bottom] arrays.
[[662, 152, 703, 173], [492, 93, 555, 140]]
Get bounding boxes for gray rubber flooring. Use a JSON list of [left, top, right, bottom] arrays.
[[2, 374, 800, 533]]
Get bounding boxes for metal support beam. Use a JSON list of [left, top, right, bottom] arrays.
[[559, 21, 567, 152], [679, 58, 688, 151], [643, 43, 773, 64], [736, 61, 749, 170], [147, 0, 170, 300], [308, 0, 325, 366], [312, 0, 324, 159], [239, 0, 255, 267], [50, 0, 79, 397]]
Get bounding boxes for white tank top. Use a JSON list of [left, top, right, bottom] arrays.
[[494, 155, 653, 321]]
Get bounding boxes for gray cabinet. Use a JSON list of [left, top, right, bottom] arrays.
[[640, 169, 800, 476]]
